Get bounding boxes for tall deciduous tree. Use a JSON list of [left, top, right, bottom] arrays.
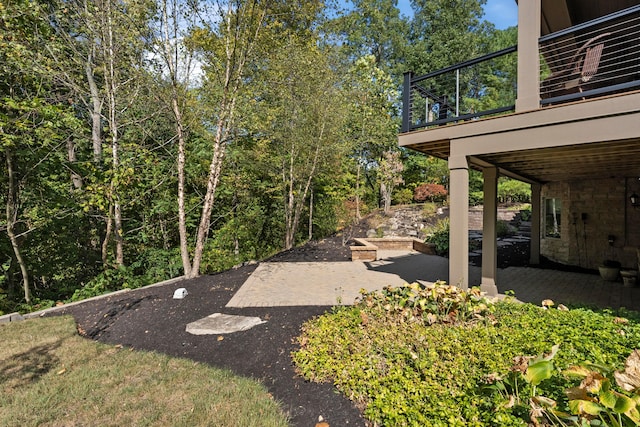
[[179, 0, 267, 277], [152, 0, 201, 277], [1, 0, 82, 303], [246, 33, 347, 249], [344, 55, 399, 218], [46, 0, 155, 268], [327, 0, 409, 78], [408, 0, 487, 75]]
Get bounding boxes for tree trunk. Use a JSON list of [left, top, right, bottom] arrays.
[[308, 187, 313, 241], [188, 4, 266, 277], [104, 0, 124, 266], [190, 118, 228, 276], [355, 162, 361, 220], [161, 0, 192, 277], [102, 204, 113, 266], [5, 150, 30, 303], [381, 181, 392, 215], [173, 96, 192, 276], [67, 138, 83, 189], [284, 124, 323, 250], [86, 46, 103, 164]]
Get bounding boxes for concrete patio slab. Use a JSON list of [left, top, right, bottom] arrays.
[[226, 251, 483, 307], [226, 251, 640, 311]]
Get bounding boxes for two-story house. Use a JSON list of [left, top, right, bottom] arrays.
[[399, 0, 640, 295]]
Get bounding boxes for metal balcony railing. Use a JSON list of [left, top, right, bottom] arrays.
[[540, 5, 640, 105], [402, 47, 517, 133]]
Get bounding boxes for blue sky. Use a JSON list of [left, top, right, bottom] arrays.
[[395, 0, 518, 30]]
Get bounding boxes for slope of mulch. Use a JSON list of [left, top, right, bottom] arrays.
[[43, 231, 368, 427], [41, 219, 533, 427]]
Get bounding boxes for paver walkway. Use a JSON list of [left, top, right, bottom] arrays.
[[227, 250, 640, 311]]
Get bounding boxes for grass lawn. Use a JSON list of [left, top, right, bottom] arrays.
[[0, 316, 288, 427]]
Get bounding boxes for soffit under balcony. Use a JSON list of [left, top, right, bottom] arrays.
[[540, 0, 639, 35], [399, 91, 640, 184], [475, 138, 640, 183]]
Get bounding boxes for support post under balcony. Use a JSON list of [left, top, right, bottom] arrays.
[[516, 0, 541, 112], [530, 183, 541, 264], [449, 155, 469, 289], [402, 72, 412, 133], [481, 167, 498, 296]]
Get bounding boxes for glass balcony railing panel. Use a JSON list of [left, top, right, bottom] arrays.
[[402, 47, 517, 132], [540, 5, 640, 105]]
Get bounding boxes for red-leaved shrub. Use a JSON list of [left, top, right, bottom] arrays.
[[413, 183, 447, 202]]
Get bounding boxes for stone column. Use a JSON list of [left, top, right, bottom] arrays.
[[481, 167, 498, 295], [515, 0, 541, 113], [530, 183, 541, 264], [449, 155, 469, 289]]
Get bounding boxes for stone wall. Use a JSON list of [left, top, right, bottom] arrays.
[[540, 177, 639, 270]]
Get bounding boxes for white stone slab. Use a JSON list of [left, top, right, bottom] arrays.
[[186, 313, 266, 335]]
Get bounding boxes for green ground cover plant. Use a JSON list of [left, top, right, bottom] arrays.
[[1, 316, 288, 427], [293, 283, 640, 426]]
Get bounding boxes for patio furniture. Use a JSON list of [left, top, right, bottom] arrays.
[[541, 32, 611, 99]]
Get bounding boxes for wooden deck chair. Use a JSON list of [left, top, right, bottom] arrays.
[[541, 32, 611, 99]]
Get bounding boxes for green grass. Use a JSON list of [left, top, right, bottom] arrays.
[[0, 316, 289, 427], [293, 284, 640, 426]]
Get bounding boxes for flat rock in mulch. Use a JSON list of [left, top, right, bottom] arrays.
[[186, 313, 266, 335]]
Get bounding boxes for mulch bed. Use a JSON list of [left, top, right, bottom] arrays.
[[42, 226, 533, 427]]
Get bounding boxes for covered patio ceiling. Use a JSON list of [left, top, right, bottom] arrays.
[[540, 0, 640, 35], [406, 136, 640, 184], [476, 138, 640, 183]]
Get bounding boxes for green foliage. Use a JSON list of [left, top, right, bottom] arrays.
[[71, 266, 148, 302], [392, 187, 414, 205], [421, 202, 439, 219], [496, 219, 515, 238], [498, 178, 532, 204], [293, 296, 640, 426], [469, 191, 484, 206], [519, 207, 532, 222], [485, 346, 640, 426], [425, 217, 450, 256], [358, 281, 495, 326]]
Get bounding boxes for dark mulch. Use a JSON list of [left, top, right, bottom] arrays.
[[43, 232, 367, 427], [41, 225, 534, 427]]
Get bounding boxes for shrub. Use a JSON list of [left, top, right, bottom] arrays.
[[358, 281, 495, 326], [425, 217, 449, 256], [293, 295, 640, 427], [70, 265, 147, 302], [484, 346, 640, 426], [421, 202, 438, 219], [496, 219, 515, 238], [469, 191, 484, 206], [392, 187, 414, 205], [414, 183, 447, 203]]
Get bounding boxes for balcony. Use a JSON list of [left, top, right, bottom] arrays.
[[401, 4, 640, 133]]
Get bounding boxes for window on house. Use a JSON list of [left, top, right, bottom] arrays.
[[545, 198, 562, 238]]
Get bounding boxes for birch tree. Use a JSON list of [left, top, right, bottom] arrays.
[[175, 0, 267, 277], [245, 34, 346, 249]]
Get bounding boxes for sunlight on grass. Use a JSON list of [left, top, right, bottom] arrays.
[[0, 316, 288, 427]]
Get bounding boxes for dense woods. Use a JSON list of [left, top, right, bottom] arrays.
[[0, 0, 520, 312]]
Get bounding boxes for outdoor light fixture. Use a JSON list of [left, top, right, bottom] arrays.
[[631, 192, 640, 208]]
